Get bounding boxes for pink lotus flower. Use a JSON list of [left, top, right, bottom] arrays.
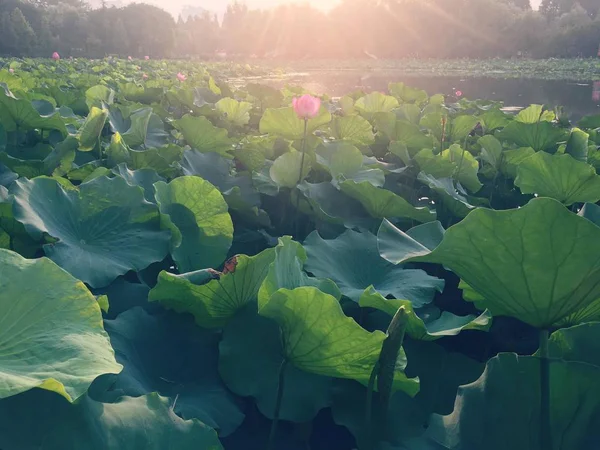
[[8, 68, 14, 74], [455, 90, 463, 97], [292, 94, 321, 119], [144, 55, 150, 60], [593, 91, 600, 102], [142, 73, 148, 80], [52, 52, 60, 60], [128, 56, 132, 61], [177, 72, 187, 82]]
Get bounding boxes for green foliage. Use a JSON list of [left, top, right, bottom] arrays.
[[0, 63, 599, 450]]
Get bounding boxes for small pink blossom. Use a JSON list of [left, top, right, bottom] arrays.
[[52, 52, 60, 60], [455, 90, 463, 97], [292, 94, 321, 119], [8, 68, 14, 74], [145, 55, 150, 60], [128, 56, 132, 61], [142, 73, 148, 80], [177, 72, 187, 82]]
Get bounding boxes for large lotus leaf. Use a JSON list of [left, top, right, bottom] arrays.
[[359, 287, 491, 341], [259, 106, 332, 140], [246, 83, 284, 109], [565, 128, 589, 162], [154, 176, 233, 272], [173, 114, 232, 156], [77, 106, 107, 151], [340, 180, 436, 223], [331, 340, 484, 449], [441, 144, 482, 193], [122, 108, 168, 149], [449, 115, 480, 142], [395, 104, 422, 124], [417, 173, 480, 218], [515, 104, 555, 123], [389, 82, 428, 105], [120, 83, 164, 104], [498, 120, 567, 151], [85, 84, 114, 109], [515, 152, 600, 205], [0, 249, 121, 400], [298, 181, 376, 229], [375, 113, 433, 150], [500, 146, 536, 178], [0, 390, 222, 450], [270, 150, 311, 188], [0, 85, 67, 135], [259, 287, 420, 396], [330, 114, 375, 146], [355, 92, 400, 120], [477, 135, 503, 174], [216, 97, 252, 127], [414, 149, 456, 179], [112, 164, 165, 203], [219, 305, 332, 422], [149, 247, 276, 328], [129, 144, 184, 177], [427, 353, 600, 450], [316, 141, 363, 179], [304, 230, 443, 305], [93, 278, 151, 319], [579, 114, 600, 129], [180, 150, 260, 208], [11, 176, 170, 288], [378, 197, 600, 328], [0, 187, 40, 256], [481, 109, 510, 131], [95, 307, 244, 436], [258, 236, 341, 307]]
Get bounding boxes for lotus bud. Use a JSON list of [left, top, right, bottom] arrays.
[[177, 72, 187, 82], [52, 52, 60, 60]]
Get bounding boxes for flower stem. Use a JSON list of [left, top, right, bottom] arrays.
[[539, 329, 552, 450], [294, 118, 308, 238], [267, 359, 288, 450]]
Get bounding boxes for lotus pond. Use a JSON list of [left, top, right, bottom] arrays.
[[1, 58, 600, 450]]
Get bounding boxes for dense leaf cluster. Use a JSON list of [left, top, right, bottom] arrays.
[[0, 58, 600, 449]]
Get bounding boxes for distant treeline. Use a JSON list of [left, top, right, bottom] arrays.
[[1, 0, 599, 59]]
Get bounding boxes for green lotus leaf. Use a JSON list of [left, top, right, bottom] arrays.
[[359, 286, 491, 341], [340, 179, 436, 223], [304, 230, 443, 305], [122, 108, 168, 149], [417, 173, 481, 218], [578, 202, 600, 225], [388, 82, 428, 104], [414, 149, 456, 179], [515, 152, 600, 205], [216, 97, 252, 127], [440, 144, 482, 193], [0, 152, 46, 178], [149, 247, 276, 328], [375, 113, 433, 150], [481, 109, 510, 131], [246, 83, 284, 109], [258, 236, 341, 308], [129, 144, 184, 177], [316, 141, 364, 179], [259, 106, 332, 140], [0, 249, 121, 401], [478, 135, 503, 173], [331, 340, 484, 449], [120, 83, 164, 104], [0, 390, 222, 450], [259, 286, 420, 396], [173, 114, 232, 156], [515, 104, 555, 123], [95, 307, 244, 436], [498, 120, 567, 151], [355, 92, 399, 120], [395, 104, 422, 124], [500, 146, 536, 178], [330, 114, 375, 146], [427, 353, 600, 450], [449, 115, 480, 142], [579, 114, 600, 129], [378, 219, 445, 264], [270, 150, 311, 188], [112, 164, 165, 203], [565, 128, 589, 162], [77, 106, 107, 152], [219, 305, 332, 422], [154, 176, 233, 272], [0, 85, 67, 135], [85, 84, 114, 109], [11, 176, 170, 288], [378, 197, 600, 328]]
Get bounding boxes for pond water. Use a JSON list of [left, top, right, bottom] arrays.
[[252, 71, 600, 122]]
